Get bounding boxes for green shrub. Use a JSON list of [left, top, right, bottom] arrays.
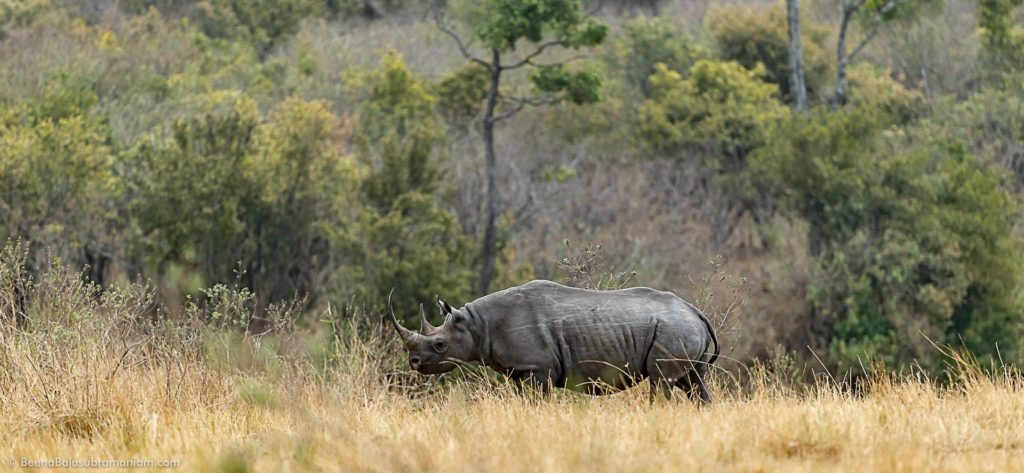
[[610, 16, 707, 97], [332, 50, 474, 322], [706, 2, 832, 104], [754, 108, 1024, 372]]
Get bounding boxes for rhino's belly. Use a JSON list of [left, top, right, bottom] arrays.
[[558, 316, 655, 389], [565, 359, 645, 390]]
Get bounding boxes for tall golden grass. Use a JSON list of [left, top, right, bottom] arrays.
[[2, 248, 1022, 472]]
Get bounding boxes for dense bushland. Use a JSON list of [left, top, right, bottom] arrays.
[[2, 0, 1024, 376]]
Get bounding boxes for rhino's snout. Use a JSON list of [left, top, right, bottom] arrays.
[[409, 356, 422, 370]]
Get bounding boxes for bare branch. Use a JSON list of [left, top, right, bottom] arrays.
[[435, 16, 490, 68], [843, 0, 868, 15], [492, 102, 526, 123], [520, 54, 591, 69], [493, 95, 561, 122], [584, 0, 607, 18], [503, 40, 567, 70], [848, 0, 908, 62], [504, 95, 556, 107], [878, 0, 909, 15], [848, 24, 880, 61]]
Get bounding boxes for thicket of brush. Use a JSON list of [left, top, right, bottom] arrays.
[[5, 0, 1024, 377]]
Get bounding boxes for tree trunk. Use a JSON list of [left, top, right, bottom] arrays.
[[478, 49, 502, 295], [786, 0, 808, 112], [832, 3, 855, 109]]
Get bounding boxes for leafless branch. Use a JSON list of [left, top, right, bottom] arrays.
[[504, 95, 555, 107], [435, 16, 489, 68], [584, 0, 607, 17], [847, 0, 908, 61], [842, 0, 867, 15], [847, 24, 880, 61], [503, 40, 567, 70], [492, 95, 559, 123], [878, 0, 909, 15], [492, 102, 526, 123], [521, 54, 591, 69]]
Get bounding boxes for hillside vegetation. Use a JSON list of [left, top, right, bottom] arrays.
[[2, 0, 1024, 372], [3, 0, 1024, 469]]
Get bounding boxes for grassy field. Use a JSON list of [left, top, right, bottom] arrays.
[[2, 259, 1022, 472], [4, 331, 1023, 473]]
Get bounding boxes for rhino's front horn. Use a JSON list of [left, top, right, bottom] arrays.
[[419, 303, 437, 335], [387, 288, 414, 343]]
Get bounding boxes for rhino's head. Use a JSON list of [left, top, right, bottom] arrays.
[[387, 290, 475, 375]]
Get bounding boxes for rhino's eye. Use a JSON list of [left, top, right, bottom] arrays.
[[431, 340, 448, 353]]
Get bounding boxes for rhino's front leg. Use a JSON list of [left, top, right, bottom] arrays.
[[508, 367, 561, 394]]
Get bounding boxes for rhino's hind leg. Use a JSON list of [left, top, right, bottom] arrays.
[[677, 365, 712, 405], [648, 374, 677, 402]]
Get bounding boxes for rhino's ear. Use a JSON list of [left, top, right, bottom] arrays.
[[447, 310, 468, 327]]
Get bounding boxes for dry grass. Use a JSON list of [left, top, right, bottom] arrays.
[[2, 251, 1023, 472], [4, 357, 1022, 472]]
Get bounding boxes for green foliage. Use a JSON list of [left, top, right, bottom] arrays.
[[635, 60, 789, 173], [979, 0, 1024, 78], [248, 97, 358, 301], [0, 0, 48, 36], [349, 49, 444, 212], [1, 0, 1023, 376], [0, 97, 115, 268], [335, 50, 473, 320], [634, 59, 789, 245], [335, 192, 474, 323], [844, 64, 925, 125], [754, 108, 1024, 372], [529, 63, 603, 104], [449, 0, 608, 107], [127, 98, 261, 290], [29, 74, 99, 121], [706, 2, 832, 103], [463, 0, 608, 52], [610, 16, 708, 97], [195, 0, 323, 58], [852, 0, 937, 29], [931, 87, 1024, 190], [325, 0, 411, 18], [116, 0, 195, 14], [128, 96, 359, 301], [434, 63, 490, 130]]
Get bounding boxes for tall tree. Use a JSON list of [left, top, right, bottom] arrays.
[[436, 0, 608, 294], [787, 0, 808, 111]]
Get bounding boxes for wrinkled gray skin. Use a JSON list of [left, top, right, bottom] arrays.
[[388, 280, 720, 403]]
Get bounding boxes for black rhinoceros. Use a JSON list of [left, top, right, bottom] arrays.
[[387, 280, 719, 402]]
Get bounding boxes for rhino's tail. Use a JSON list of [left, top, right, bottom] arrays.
[[696, 308, 720, 367]]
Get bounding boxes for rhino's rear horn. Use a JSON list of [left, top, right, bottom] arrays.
[[386, 288, 414, 342], [419, 303, 438, 335]]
